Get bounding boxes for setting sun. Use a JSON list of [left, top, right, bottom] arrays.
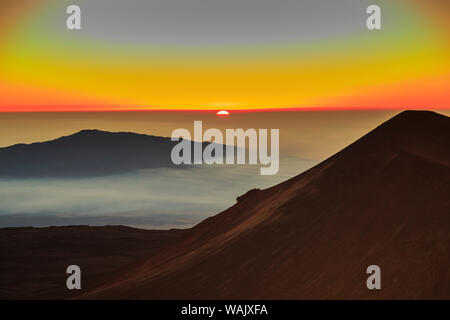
[[216, 110, 230, 116]]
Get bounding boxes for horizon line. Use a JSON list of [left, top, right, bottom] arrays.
[[0, 106, 448, 113]]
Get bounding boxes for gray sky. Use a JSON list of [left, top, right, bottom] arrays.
[[63, 0, 371, 45]]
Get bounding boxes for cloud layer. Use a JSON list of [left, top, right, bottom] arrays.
[[0, 157, 316, 229]]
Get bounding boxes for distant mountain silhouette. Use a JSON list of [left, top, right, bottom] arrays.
[[0, 130, 220, 178], [83, 111, 450, 299]]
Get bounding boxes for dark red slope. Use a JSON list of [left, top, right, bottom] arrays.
[[0, 226, 185, 299], [84, 111, 450, 299]]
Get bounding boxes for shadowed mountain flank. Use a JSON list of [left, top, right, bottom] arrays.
[[82, 111, 450, 299], [0, 226, 186, 299]]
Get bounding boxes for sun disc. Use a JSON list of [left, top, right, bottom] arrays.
[[216, 110, 230, 116]]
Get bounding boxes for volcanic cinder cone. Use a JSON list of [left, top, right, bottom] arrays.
[[84, 110, 450, 299]]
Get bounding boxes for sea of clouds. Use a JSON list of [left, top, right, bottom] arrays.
[[0, 156, 316, 229]]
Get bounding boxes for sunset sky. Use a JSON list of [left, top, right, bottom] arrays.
[[0, 1, 449, 231], [0, 0, 449, 111]]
